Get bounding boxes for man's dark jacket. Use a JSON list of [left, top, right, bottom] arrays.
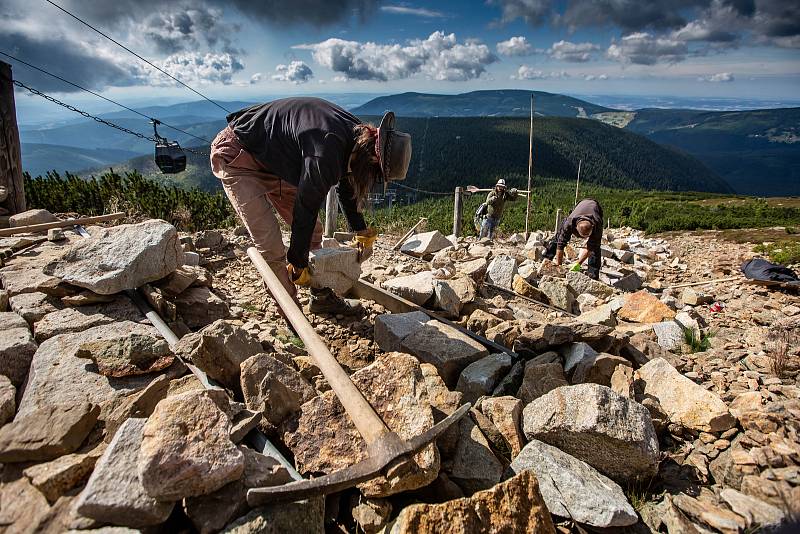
[[555, 198, 604, 260], [227, 97, 366, 268]]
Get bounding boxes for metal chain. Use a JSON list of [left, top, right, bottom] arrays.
[[12, 79, 209, 156]]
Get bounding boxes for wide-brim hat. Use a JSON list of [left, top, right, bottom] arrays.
[[376, 111, 412, 182]]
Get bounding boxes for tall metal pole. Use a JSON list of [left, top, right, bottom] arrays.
[[524, 94, 534, 239], [0, 60, 26, 221], [574, 159, 582, 207]]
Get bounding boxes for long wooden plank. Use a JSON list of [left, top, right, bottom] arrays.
[[350, 279, 516, 357], [0, 212, 125, 237], [663, 276, 741, 290]]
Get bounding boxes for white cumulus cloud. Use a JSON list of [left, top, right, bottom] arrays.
[[699, 72, 734, 82], [272, 61, 314, 83], [496, 36, 533, 56], [512, 66, 570, 79], [607, 32, 688, 64], [547, 40, 599, 62], [154, 52, 244, 84], [294, 31, 497, 81]]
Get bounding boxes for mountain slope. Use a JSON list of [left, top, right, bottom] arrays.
[[616, 108, 800, 195], [86, 115, 729, 194], [352, 90, 612, 118], [21, 144, 142, 177]]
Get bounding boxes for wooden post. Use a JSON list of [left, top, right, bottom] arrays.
[[0, 61, 26, 220], [323, 186, 338, 238], [574, 159, 582, 207], [452, 186, 463, 237], [524, 94, 534, 239], [554, 208, 562, 234]]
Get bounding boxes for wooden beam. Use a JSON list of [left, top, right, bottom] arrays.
[[663, 276, 741, 290], [452, 187, 463, 237], [0, 212, 125, 237], [0, 61, 25, 218]]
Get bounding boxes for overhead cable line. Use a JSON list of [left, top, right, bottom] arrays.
[[43, 0, 232, 114], [10, 78, 208, 156], [0, 50, 213, 147], [392, 182, 451, 196]]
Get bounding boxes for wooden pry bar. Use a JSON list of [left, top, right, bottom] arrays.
[[0, 212, 126, 237]]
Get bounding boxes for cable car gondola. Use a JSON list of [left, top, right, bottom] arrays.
[[152, 120, 186, 174]]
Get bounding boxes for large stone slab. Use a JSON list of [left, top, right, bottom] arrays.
[[76, 418, 174, 527], [382, 271, 434, 306], [433, 275, 475, 318], [0, 312, 38, 387], [517, 362, 568, 404], [456, 257, 488, 282], [183, 446, 293, 534], [374, 311, 429, 352], [538, 275, 576, 313], [9, 291, 60, 325], [384, 470, 555, 534], [577, 303, 617, 327], [240, 353, 315, 431], [522, 384, 659, 482], [566, 270, 614, 299], [480, 396, 525, 458], [485, 255, 518, 289], [174, 319, 263, 391], [16, 322, 180, 419], [401, 231, 452, 257], [76, 331, 173, 378], [220, 498, 325, 534], [0, 253, 67, 297], [506, 439, 637, 528], [43, 220, 182, 295], [24, 443, 106, 503], [571, 353, 632, 387], [456, 353, 512, 404], [139, 389, 244, 500], [399, 319, 489, 387], [636, 357, 736, 433], [617, 290, 676, 323], [173, 286, 230, 329], [309, 247, 361, 295], [0, 375, 14, 425], [447, 417, 504, 494], [33, 295, 144, 342], [0, 402, 99, 462], [652, 321, 685, 351], [283, 353, 439, 498], [9, 208, 58, 227]]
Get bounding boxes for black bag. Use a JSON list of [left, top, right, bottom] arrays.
[[741, 258, 799, 283]]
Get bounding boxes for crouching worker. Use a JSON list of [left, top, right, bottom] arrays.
[[210, 97, 412, 314], [544, 198, 604, 280], [479, 179, 519, 239]]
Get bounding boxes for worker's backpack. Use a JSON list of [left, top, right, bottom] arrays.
[[473, 202, 488, 232]]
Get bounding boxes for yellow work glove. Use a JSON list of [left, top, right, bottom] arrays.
[[287, 264, 312, 287], [352, 227, 378, 262]]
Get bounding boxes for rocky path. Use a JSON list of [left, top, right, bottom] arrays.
[[0, 210, 797, 533]]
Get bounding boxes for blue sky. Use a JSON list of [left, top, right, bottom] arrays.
[[2, 0, 799, 116]]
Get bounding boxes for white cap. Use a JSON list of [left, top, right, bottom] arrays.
[[496, 179, 506, 188]]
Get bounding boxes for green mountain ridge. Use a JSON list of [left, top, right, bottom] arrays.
[[84, 115, 729, 195]]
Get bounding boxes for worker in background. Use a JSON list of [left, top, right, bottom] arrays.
[[210, 97, 412, 315], [479, 179, 519, 239], [544, 198, 604, 280]]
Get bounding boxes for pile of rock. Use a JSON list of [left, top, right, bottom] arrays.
[[1, 217, 797, 533]]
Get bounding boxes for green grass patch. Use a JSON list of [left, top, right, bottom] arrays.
[[754, 241, 800, 265], [683, 327, 715, 353]]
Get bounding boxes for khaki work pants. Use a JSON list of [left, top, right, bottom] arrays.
[[210, 127, 323, 298]]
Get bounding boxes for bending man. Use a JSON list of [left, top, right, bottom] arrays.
[[544, 198, 604, 280], [479, 179, 519, 239], [210, 97, 411, 314]]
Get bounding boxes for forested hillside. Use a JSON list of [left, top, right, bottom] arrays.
[[352, 90, 611, 117], [101, 115, 729, 194]]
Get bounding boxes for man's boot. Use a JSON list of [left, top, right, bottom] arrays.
[[308, 287, 363, 315]]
